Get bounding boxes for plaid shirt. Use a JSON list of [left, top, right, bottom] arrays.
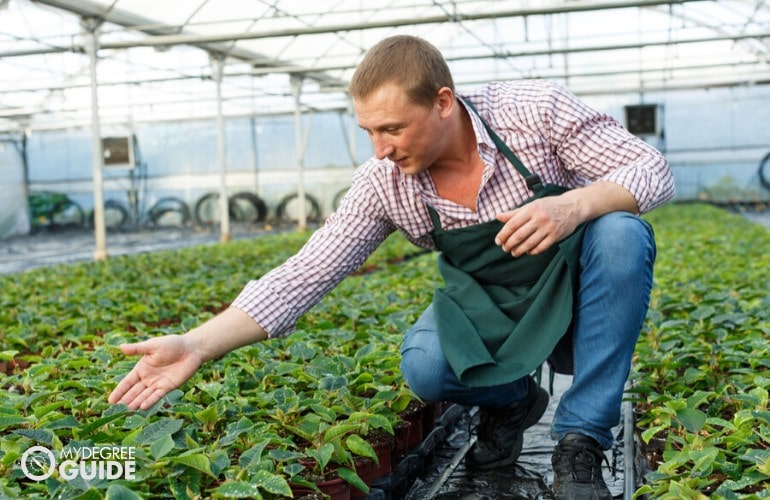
[[233, 80, 674, 337]]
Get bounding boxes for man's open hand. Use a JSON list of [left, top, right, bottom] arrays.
[[108, 335, 203, 410]]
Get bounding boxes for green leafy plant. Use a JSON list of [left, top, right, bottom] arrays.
[[0, 229, 437, 497], [632, 203, 770, 498]]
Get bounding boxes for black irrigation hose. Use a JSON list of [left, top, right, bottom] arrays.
[[106, 200, 130, 230], [194, 191, 268, 226], [85, 200, 130, 231], [194, 192, 220, 226], [230, 191, 268, 223], [276, 192, 322, 222], [147, 197, 191, 227], [759, 151, 770, 191], [89, 200, 130, 231]]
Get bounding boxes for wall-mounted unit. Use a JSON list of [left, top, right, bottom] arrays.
[[102, 136, 136, 168], [624, 104, 660, 136]]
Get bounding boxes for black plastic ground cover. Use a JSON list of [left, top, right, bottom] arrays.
[[361, 405, 465, 500], [365, 371, 629, 500]]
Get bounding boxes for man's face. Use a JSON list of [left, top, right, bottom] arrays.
[[354, 83, 447, 175]]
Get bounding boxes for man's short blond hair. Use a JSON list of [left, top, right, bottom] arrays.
[[348, 35, 455, 108]]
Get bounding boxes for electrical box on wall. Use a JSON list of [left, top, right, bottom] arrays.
[[102, 136, 135, 168], [624, 104, 659, 136]]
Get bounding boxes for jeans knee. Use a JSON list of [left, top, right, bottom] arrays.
[[400, 350, 448, 403], [582, 212, 655, 280]]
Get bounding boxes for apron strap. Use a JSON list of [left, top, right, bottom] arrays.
[[461, 97, 544, 194], [426, 204, 443, 230]]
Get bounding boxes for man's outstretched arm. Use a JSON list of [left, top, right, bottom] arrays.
[[108, 306, 267, 410]]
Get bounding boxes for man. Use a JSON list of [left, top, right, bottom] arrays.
[[109, 35, 673, 499]]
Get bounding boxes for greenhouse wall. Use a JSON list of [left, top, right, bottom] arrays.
[[591, 85, 770, 202], [0, 137, 30, 239], [17, 84, 770, 233], [25, 111, 370, 221]]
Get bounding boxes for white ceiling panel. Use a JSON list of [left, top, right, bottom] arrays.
[[0, 0, 767, 131]]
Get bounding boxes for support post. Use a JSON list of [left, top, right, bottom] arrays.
[[83, 17, 108, 261], [346, 96, 357, 167], [290, 75, 307, 231], [211, 54, 231, 243]]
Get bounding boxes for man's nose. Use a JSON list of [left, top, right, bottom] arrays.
[[372, 135, 394, 160]]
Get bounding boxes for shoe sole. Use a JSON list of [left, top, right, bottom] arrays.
[[470, 386, 550, 469]]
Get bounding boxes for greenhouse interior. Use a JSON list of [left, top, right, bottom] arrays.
[[1, 0, 770, 498]]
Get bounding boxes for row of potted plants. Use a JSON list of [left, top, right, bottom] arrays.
[[0, 231, 442, 497], [632, 203, 770, 498], [4, 202, 768, 497]]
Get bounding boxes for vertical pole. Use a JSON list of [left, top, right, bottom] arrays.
[[211, 54, 231, 243], [249, 116, 259, 198], [623, 381, 636, 499], [347, 97, 357, 166], [84, 18, 108, 261], [19, 131, 31, 226], [290, 75, 307, 231]]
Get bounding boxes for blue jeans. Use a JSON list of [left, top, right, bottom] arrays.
[[399, 212, 656, 449]]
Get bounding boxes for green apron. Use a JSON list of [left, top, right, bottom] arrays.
[[430, 99, 586, 388]]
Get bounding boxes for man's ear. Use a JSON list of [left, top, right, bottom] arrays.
[[436, 86, 455, 118]]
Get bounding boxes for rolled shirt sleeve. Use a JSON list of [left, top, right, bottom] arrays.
[[538, 81, 674, 213], [231, 169, 396, 337]]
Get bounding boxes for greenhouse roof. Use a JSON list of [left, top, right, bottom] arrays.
[[1, 0, 769, 132]]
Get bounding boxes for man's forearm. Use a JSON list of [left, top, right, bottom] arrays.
[[565, 180, 639, 224], [184, 306, 269, 362]]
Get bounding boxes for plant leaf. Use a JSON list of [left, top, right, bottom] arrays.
[[323, 423, 359, 443], [345, 434, 377, 463], [169, 453, 214, 477], [105, 484, 144, 500], [337, 466, 368, 494], [134, 417, 183, 445], [0, 350, 19, 362], [306, 443, 334, 472], [0, 415, 28, 430], [150, 433, 175, 460], [251, 469, 292, 497], [676, 407, 706, 433], [319, 376, 348, 391], [213, 481, 263, 499], [13, 428, 54, 446], [194, 405, 219, 425]]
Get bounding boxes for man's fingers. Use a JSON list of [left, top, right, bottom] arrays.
[[108, 370, 139, 404], [494, 210, 525, 247], [140, 389, 167, 411], [511, 231, 550, 256], [119, 340, 151, 356], [110, 343, 154, 408], [116, 379, 149, 408], [496, 215, 539, 254], [130, 385, 159, 411]]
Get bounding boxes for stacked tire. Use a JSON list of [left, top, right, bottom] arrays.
[[194, 191, 268, 226]]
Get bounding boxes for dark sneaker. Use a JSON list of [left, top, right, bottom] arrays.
[[467, 377, 549, 469], [551, 433, 612, 500]]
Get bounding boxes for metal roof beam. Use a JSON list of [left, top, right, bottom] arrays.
[[20, 0, 706, 54], [100, 0, 709, 50], [5, 58, 761, 93], [28, 0, 345, 87], [449, 32, 770, 60]]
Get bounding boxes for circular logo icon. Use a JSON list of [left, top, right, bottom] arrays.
[[20, 446, 56, 481]]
